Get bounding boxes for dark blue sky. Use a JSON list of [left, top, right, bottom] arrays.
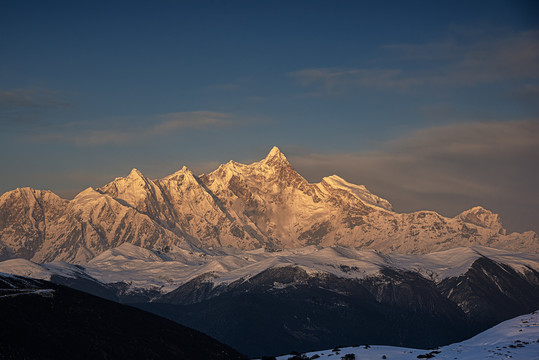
[[1, 1, 538, 232]]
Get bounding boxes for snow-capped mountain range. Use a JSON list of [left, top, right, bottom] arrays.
[[1, 147, 536, 264]]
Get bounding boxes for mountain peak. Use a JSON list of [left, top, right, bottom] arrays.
[[262, 146, 290, 167], [266, 146, 285, 159], [457, 206, 505, 234], [73, 187, 100, 200], [98, 168, 153, 198], [163, 165, 197, 182], [12, 187, 36, 198], [269, 145, 283, 155], [127, 168, 144, 179]]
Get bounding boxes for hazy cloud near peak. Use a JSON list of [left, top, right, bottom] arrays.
[[388, 121, 539, 157], [28, 111, 234, 146], [289, 120, 539, 233]]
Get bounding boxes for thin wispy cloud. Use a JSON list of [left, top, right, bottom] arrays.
[[428, 30, 539, 85], [29, 111, 234, 146], [202, 83, 241, 92], [0, 88, 68, 109], [201, 77, 253, 93], [514, 84, 539, 103], [152, 111, 231, 133], [419, 103, 457, 121], [290, 30, 539, 96], [289, 68, 417, 95], [0, 87, 69, 124]]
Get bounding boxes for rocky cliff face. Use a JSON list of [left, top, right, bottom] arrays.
[[0, 147, 537, 263], [0, 188, 68, 260]]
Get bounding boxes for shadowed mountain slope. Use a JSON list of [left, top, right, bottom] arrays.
[[0, 273, 246, 360]]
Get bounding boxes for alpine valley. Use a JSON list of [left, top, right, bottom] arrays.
[[0, 147, 538, 358]]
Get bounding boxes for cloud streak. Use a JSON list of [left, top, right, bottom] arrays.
[[0, 87, 69, 124], [290, 30, 539, 96], [0, 88, 68, 110], [29, 111, 234, 146], [289, 68, 418, 95]]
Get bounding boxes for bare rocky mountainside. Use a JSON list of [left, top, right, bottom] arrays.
[[0, 147, 537, 263]]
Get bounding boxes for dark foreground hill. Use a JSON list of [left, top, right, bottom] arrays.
[[0, 274, 246, 360]]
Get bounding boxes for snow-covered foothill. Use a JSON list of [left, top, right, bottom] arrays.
[[1, 244, 536, 294], [0, 258, 88, 281], [272, 310, 539, 360]]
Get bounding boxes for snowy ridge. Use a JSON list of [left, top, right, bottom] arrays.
[[321, 174, 393, 210], [0, 258, 93, 281], [272, 310, 539, 360], [99, 245, 539, 292], [1, 244, 536, 294], [388, 245, 539, 282], [0, 147, 537, 263]]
